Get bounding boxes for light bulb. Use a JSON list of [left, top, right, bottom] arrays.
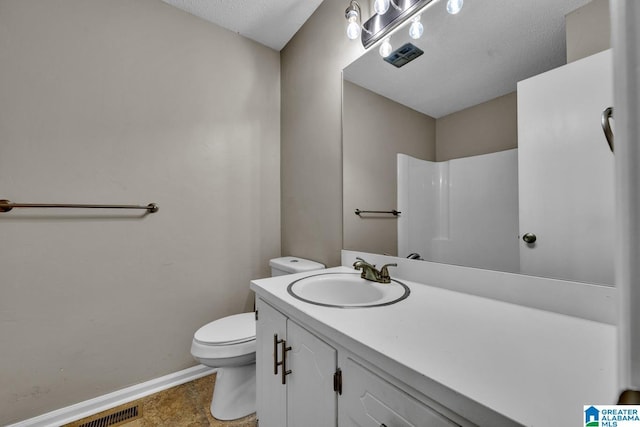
[[346, 19, 360, 40], [345, 8, 360, 40], [379, 38, 392, 57], [446, 0, 463, 15], [409, 15, 423, 39], [373, 0, 390, 15]]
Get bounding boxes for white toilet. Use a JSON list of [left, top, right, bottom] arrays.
[[190, 256, 325, 420]]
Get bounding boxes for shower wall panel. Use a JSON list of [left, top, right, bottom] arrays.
[[398, 150, 519, 272]]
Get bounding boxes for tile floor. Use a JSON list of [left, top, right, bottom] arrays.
[[62, 373, 256, 427]]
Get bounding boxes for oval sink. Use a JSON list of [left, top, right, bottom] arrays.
[[287, 272, 410, 308]]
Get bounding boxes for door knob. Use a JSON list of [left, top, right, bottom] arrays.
[[522, 233, 537, 244], [619, 389, 640, 404], [601, 106, 614, 152]]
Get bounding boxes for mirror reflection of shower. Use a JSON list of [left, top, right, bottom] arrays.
[[343, 0, 614, 285], [398, 150, 519, 274], [397, 51, 615, 285]]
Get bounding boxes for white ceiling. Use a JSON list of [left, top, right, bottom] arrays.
[[343, 0, 593, 118], [160, 0, 324, 51]]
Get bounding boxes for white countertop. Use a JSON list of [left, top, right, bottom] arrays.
[[250, 266, 617, 426]]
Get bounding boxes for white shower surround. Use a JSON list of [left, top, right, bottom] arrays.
[[398, 150, 519, 273]]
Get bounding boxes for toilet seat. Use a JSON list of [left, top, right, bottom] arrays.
[[194, 312, 256, 346], [191, 312, 256, 363]]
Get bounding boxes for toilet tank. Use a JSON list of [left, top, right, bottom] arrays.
[[269, 256, 325, 277]]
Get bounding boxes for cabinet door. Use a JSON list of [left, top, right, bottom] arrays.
[[256, 298, 287, 427], [517, 49, 614, 284], [342, 358, 460, 427], [286, 320, 337, 427]]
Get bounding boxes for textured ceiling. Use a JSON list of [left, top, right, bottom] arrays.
[[343, 0, 593, 118], [161, 0, 324, 51]]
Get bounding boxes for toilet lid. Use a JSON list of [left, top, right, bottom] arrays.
[[194, 312, 256, 346]]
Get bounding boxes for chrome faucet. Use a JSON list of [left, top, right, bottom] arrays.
[[353, 257, 397, 284]]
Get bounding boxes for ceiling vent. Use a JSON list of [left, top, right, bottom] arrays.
[[384, 43, 424, 68]]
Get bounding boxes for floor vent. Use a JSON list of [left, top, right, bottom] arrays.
[[68, 405, 142, 427]]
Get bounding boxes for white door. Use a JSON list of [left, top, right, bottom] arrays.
[[286, 320, 337, 427], [517, 49, 614, 285], [256, 298, 288, 427], [613, 0, 640, 398]]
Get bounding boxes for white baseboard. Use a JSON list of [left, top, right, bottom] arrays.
[[7, 365, 216, 427]]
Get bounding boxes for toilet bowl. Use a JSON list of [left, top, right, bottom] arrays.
[[190, 256, 325, 420], [191, 313, 256, 420]]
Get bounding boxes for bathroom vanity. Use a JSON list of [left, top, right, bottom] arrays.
[[251, 264, 616, 427]]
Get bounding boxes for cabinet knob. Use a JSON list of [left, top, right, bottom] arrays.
[[522, 233, 537, 244]]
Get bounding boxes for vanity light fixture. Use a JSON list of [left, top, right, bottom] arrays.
[[379, 37, 393, 57], [358, 0, 431, 48], [346, 0, 467, 67], [408, 14, 423, 39], [446, 0, 463, 15], [355, 0, 456, 48]]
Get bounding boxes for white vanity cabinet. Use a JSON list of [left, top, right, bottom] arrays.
[[256, 297, 468, 427], [256, 297, 338, 427], [340, 356, 462, 427], [252, 265, 614, 426]]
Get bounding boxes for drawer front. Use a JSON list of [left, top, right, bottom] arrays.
[[343, 358, 460, 427]]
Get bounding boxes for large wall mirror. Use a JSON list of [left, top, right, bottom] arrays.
[[342, 0, 615, 285]]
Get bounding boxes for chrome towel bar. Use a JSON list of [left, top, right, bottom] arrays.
[[354, 209, 401, 216], [0, 199, 158, 213]]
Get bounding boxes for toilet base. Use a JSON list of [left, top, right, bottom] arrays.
[[211, 363, 256, 420]]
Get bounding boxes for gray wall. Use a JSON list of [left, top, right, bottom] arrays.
[[0, 0, 280, 423], [280, 0, 366, 268], [566, 0, 611, 63], [343, 81, 436, 256], [436, 92, 518, 161]]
